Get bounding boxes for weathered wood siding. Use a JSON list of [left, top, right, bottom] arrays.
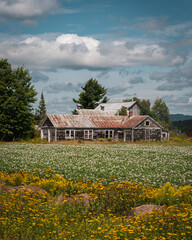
[[133, 118, 162, 141], [129, 103, 140, 116], [137, 119, 158, 128], [42, 128, 125, 141], [41, 129, 48, 140], [43, 118, 53, 127]]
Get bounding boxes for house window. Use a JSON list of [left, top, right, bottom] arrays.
[[105, 130, 114, 139], [145, 121, 150, 126], [84, 130, 93, 140], [65, 130, 75, 139]]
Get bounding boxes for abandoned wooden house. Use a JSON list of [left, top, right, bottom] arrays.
[[40, 101, 169, 142]]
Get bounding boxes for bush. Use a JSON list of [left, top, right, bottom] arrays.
[[107, 137, 112, 142], [99, 138, 104, 142]]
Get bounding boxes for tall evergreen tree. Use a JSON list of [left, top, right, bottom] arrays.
[[73, 78, 109, 109], [0, 59, 37, 141], [36, 92, 46, 123]]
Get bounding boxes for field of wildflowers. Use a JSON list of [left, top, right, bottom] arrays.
[[0, 142, 192, 239], [0, 143, 192, 186], [0, 169, 192, 239]]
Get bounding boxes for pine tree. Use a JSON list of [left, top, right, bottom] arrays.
[[73, 78, 109, 109], [36, 92, 46, 123]]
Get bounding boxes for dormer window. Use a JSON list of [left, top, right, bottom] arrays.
[[145, 121, 150, 126]]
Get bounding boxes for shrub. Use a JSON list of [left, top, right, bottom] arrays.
[[99, 138, 104, 142], [106, 137, 112, 142]]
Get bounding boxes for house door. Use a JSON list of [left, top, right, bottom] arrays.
[[146, 129, 150, 140], [124, 130, 132, 141]]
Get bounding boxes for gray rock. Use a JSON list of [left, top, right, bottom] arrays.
[[127, 204, 163, 219]]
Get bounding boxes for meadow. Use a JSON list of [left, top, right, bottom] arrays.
[[0, 142, 192, 186], [0, 141, 192, 239]]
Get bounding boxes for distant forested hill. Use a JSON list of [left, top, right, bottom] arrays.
[[170, 114, 192, 122], [172, 119, 192, 137]]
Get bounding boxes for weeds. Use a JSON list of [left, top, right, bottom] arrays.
[[0, 170, 192, 239]]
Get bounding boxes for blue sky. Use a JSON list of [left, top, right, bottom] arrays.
[[0, 0, 192, 115]]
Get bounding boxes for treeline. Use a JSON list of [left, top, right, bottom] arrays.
[[172, 119, 192, 137]]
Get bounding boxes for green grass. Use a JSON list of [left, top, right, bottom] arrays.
[[0, 143, 191, 187]]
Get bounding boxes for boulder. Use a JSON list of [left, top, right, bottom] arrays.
[[0, 183, 47, 194], [127, 204, 163, 219], [56, 193, 91, 207]]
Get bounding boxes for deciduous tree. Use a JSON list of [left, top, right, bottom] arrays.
[[152, 98, 171, 128], [116, 106, 128, 116], [124, 97, 158, 120], [0, 59, 37, 141]]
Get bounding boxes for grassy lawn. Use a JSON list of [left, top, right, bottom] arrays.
[[1, 142, 192, 187]]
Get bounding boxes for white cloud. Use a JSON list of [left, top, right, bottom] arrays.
[[0, 0, 59, 20], [0, 33, 186, 71]]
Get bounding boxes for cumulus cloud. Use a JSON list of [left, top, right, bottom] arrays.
[[0, 33, 186, 71], [45, 81, 83, 93], [150, 63, 192, 91], [0, 0, 77, 25], [0, 0, 59, 22]]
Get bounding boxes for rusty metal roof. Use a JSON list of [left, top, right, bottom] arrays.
[[76, 109, 116, 116], [46, 114, 154, 129], [122, 115, 148, 128]]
